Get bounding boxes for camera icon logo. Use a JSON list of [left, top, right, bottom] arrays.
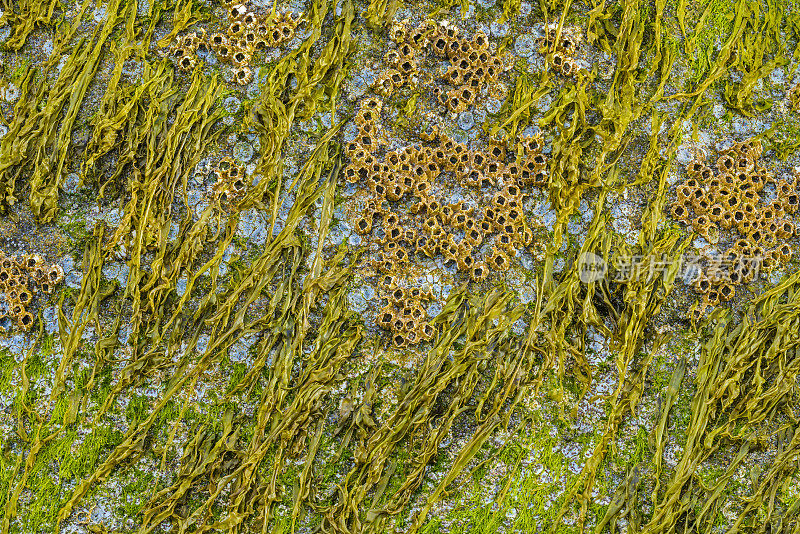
[[577, 252, 607, 283]]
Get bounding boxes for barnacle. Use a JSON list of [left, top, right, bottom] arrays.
[[48, 264, 64, 285], [178, 55, 197, 71], [561, 58, 577, 77], [778, 219, 795, 239], [747, 227, 764, 244], [693, 274, 711, 293], [229, 3, 248, 19], [16, 311, 34, 331], [487, 246, 510, 272], [16, 287, 32, 306], [239, 11, 256, 27], [671, 201, 692, 221], [389, 19, 408, 43], [691, 215, 710, 233], [278, 22, 296, 42], [234, 66, 253, 85], [385, 224, 404, 243], [374, 72, 396, 97], [209, 32, 228, 49], [762, 249, 779, 272], [171, 46, 188, 60], [229, 19, 245, 36], [456, 249, 476, 271], [232, 48, 251, 66], [216, 43, 232, 61]]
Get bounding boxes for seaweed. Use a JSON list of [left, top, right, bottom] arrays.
[[364, 0, 399, 30], [644, 271, 800, 532], [0, 0, 136, 221], [1, 0, 61, 51], [721, 0, 786, 116]]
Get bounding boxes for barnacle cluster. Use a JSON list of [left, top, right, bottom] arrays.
[[346, 96, 547, 276], [376, 277, 436, 347], [537, 23, 583, 78], [341, 20, 553, 345], [345, 92, 548, 341], [209, 157, 249, 202], [378, 19, 510, 111], [0, 252, 64, 333], [669, 138, 799, 316], [168, 30, 209, 73], [169, 3, 304, 85]]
